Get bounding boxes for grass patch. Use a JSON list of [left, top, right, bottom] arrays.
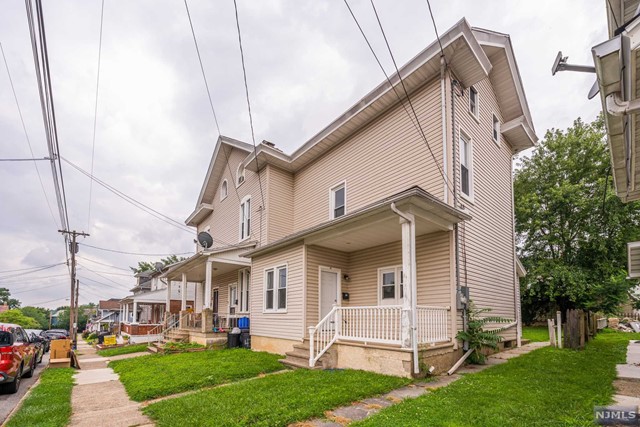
[[5, 368, 74, 427], [111, 348, 283, 401], [354, 330, 640, 426], [144, 369, 409, 426], [97, 343, 149, 357], [163, 341, 205, 352], [522, 325, 550, 342]]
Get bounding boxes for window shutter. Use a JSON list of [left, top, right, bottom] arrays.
[[629, 242, 640, 278]]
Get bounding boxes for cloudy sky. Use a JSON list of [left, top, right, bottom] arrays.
[[0, 0, 606, 309]]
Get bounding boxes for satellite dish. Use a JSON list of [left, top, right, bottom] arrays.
[[551, 51, 565, 76], [588, 79, 600, 100], [197, 231, 213, 249], [154, 262, 164, 272]]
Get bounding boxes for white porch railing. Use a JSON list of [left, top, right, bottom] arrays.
[[308, 305, 450, 367], [416, 305, 450, 344]]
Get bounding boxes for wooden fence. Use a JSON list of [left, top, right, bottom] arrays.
[[563, 310, 597, 350]]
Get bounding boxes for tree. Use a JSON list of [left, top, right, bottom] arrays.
[[515, 116, 640, 321], [130, 255, 186, 274], [55, 305, 91, 331], [0, 288, 20, 309], [0, 309, 40, 329], [20, 306, 50, 330]]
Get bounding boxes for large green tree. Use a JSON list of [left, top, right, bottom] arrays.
[[20, 306, 50, 330], [515, 116, 640, 322], [55, 305, 92, 331], [0, 309, 40, 329], [130, 255, 186, 274], [0, 288, 20, 309]]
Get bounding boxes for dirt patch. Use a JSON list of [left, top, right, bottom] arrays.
[[614, 378, 640, 397]]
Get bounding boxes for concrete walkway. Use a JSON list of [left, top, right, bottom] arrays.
[[614, 340, 640, 407], [299, 341, 550, 426], [69, 341, 153, 427]]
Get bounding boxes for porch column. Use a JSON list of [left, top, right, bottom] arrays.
[[196, 282, 204, 313], [132, 301, 138, 324], [395, 208, 417, 351], [124, 303, 128, 322], [181, 273, 187, 311], [166, 280, 172, 320], [204, 260, 213, 309]]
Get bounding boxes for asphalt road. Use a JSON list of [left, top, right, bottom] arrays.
[[0, 352, 50, 425]]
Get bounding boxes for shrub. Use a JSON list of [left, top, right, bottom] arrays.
[[456, 302, 512, 364]]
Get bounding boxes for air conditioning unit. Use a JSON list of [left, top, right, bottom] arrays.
[[629, 242, 640, 278]]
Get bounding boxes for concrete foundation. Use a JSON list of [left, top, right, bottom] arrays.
[[251, 335, 298, 355], [336, 342, 414, 378]]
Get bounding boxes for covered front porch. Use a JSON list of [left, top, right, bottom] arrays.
[[162, 243, 253, 345]]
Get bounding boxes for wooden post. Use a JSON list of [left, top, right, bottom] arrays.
[[579, 310, 585, 349], [556, 311, 562, 349], [547, 319, 556, 347]]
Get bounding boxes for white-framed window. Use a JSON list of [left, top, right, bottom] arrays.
[[264, 265, 287, 312], [469, 86, 478, 119], [239, 195, 251, 240], [330, 182, 346, 219], [459, 131, 473, 200], [238, 268, 250, 313], [236, 164, 245, 186], [229, 284, 238, 314], [492, 113, 500, 145], [220, 179, 228, 201], [378, 266, 403, 305]]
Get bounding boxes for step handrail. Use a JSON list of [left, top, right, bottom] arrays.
[[308, 305, 339, 368]]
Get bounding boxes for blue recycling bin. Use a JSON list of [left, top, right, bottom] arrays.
[[238, 317, 250, 329]]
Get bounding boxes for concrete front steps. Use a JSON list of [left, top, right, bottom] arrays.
[[280, 339, 335, 370]]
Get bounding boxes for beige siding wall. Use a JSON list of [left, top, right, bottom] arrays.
[[266, 165, 294, 243], [211, 269, 238, 316], [292, 77, 445, 232], [453, 77, 518, 339], [305, 246, 349, 329], [197, 148, 267, 247], [250, 244, 305, 340]]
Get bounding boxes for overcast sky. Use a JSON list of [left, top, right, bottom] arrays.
[[0, 0, 606, 309]]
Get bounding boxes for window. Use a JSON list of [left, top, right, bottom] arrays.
[[240, 196, 251, 240], [492, 114, 500, 145], [220, 180, 228, 201], [236, 164, 245, 186], [459, 133, 473, 199], [469, 86, 478, 118], [378, 266, 403, 305], [229, 285, 237, 314], [330, 182, 346, 219], [265, 265, 287, 311], [238, 269, 250, 313]]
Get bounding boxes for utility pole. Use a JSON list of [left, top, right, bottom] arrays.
[[59, 229, 89, 348]]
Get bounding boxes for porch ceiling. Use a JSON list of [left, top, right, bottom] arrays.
[[163, 246, 252, 282]]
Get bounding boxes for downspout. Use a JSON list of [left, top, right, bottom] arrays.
[[440, 56, 448, 205], [510, 154, 522, 347], [390, 202, 419, 375]]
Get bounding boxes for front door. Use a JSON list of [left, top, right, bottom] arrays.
[[320, 268, 340, 322]]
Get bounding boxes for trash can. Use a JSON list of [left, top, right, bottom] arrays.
[[240, 329, 251, 349], [97, 331, 109, 344], [227, 328, 241, 348], [238, 317, 250, 329]]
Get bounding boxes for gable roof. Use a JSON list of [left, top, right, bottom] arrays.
[[186, 136, 254, 226], [242, 19, 536, 174]]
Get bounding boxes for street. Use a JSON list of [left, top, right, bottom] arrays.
[[0, 352, 50, 425]]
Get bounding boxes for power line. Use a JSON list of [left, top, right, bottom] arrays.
[[9, 281, 68, 295], [79, 242, 193, 257], [1, 41, 58, 228], [0, 263, 65, 274], [77, 275, 130, 292], [232, 0, 267, 231], [424, 0, 446, 62], [78, 264, 130, 288], [76, 256, 130, 272], [0, 273, 71, 286], [76, 264, 132, 277], [0, 157, 50, 161], [29, 296, 69, 306], [87, 0, 105, 233], [0, 263, 66, 280]]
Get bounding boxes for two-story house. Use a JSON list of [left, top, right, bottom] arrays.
[[163, 18, 537, 377]]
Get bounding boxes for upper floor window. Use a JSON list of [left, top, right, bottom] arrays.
[[237, 164, 245, 186], [459, 132, 473, 199], [264, 265, 287, 311], [330, 182, 346, 219], [492, 114, 500, 145], [240, 196, 251, 240], [469, 86, 478, 118], [220, 179, 228, 201]]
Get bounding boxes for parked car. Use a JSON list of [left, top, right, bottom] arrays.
[[48, 329, 69, 337], [25, 329, 49, 353], [25, 332, 45, 364], [0, 323, 38, 394], [43, 330, 67, 340]]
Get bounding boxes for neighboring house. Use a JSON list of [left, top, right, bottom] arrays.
[[164, 18, 537, 377], [0, 305, 8, 314], [119, 268, 196, 343], [88, 299, 122, 333], [50, 309, 65, 327]]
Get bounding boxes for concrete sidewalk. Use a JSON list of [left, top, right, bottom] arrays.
[[614, 340, 640, 408], [69, 341, 153, 427], [301, 341, 549, 426]]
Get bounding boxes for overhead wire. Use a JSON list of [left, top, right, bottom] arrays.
[[87, 0, 105, 233], [78, 242, 193, 257], [0, 263, 66, 280], [0, 262, 65, 274], [76, 256, 130, 272]]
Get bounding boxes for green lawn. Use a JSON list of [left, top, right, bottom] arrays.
[[110, 348, 284, 401], [354, 330, 640, 426], [97, 343, 149, 357], [5, 368, 75, 427], [144, 369, 410, 426], [522, 325, 550, 342]]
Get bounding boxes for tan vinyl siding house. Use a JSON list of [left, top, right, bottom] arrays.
[[168, 18, 537, 377]]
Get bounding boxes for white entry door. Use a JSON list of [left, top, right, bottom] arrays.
[[320, 269, 340, 322]]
